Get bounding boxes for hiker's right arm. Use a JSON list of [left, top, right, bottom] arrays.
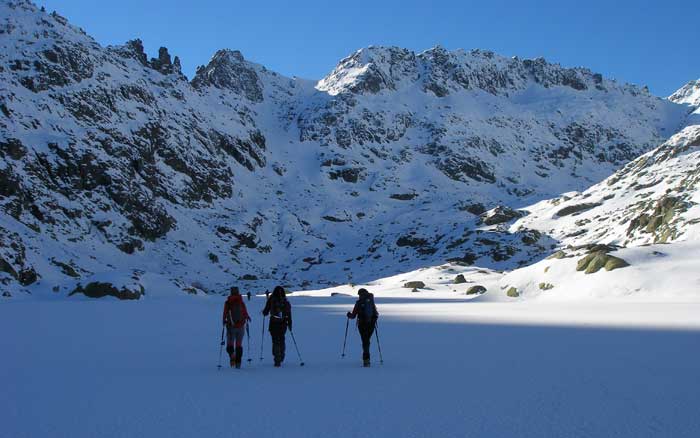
[[262, 298, 270, 316], [347, 302, 359, 319]]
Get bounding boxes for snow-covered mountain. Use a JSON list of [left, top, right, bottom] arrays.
[[0, 0, 695, 298], [487, 122, 700, 299], [670, 79, 700, 108]]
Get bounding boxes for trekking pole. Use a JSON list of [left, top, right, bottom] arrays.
[[246, 323, 252, 363], [259, 316, 266, 361], [374, 321, 384, 365], [217, 325, 225, 370], [341, 317, 350, 358], [289, 330, 305, 366]]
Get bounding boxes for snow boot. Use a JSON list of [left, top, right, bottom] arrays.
[[230, 357, 235, 368], [363, 358, 371, 367]]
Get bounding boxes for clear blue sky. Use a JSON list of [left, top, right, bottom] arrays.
[[38, 0, 699, 96]]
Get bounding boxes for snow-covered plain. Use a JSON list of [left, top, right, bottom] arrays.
[[3, 293, 700, 438]]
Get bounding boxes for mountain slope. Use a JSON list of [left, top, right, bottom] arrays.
[[493, 122, 700, 300], [670, 79, 700, 108], [0, 0, 693, 297]]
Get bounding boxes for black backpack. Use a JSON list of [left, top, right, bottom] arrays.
[[357, 294, 377, 323], [270, 297, 289, 320]]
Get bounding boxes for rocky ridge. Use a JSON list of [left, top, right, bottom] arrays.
[[0, 0, 695, 297]]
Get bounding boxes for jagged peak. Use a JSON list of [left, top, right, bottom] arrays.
[[108, 40, 182, 77], [208, 48, 247, 65], [2, 0, 37, 12], [669, 79, 700, 107], [2, 0, 93, 41], [191, 48, 264, 102], [316, 45, 418, 95], [317, 45, 625, 98]]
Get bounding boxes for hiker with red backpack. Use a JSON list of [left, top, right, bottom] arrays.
[[347, 288, 379, 367], [222, 286, 251, 368], [262, 286, 292, 367]]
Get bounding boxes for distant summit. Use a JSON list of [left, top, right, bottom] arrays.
[[0, 0, 695, 297]]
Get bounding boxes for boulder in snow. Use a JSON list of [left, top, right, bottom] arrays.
[[576, 251, 630, 274], [466, 285, 486, 295], [404, 281, 426, 289]]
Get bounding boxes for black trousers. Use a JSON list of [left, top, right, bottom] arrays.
[[269, 319, 287, 364], [358, 322, 375, 360]]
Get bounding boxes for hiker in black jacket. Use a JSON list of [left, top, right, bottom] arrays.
[[262, 286, 292, 367], [347, 288, 379, 367]]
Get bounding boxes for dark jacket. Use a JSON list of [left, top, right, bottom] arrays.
[[263, 295, 292, 330], [348, 291, 378, 325]]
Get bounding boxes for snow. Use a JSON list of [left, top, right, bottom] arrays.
[[2, 3, 700, 436], [1, 0, 695, 296], [499, 241, 700, 301], [2, 294, 700, 438], [669, 79, 700, 107], [316, 63, 371, 95]]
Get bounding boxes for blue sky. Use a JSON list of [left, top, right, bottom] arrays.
[[39, 0, 699, 96]]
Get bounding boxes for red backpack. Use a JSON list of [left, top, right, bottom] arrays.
[[227, 296, 244, 324]]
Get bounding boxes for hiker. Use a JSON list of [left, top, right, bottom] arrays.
[[262, 286, 292, 367], [347, 288, 379, 367], [246, 291, 251, 301], [223, 286, 251, 368]]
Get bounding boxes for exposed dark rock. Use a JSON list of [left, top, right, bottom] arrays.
[[556, 202, 602, 217], [454, 274, 467, 284], [0, 256, 18, 279], [403, 281, 425, 289], [448, 252, 477, 266], [466, 285, 486, 295], [69, 282, 143, 300], [328, 168, 362, 183], [396, 235, 428, 247], [322, 215, 350, 223], [390, 193, 418, 201], [520, 229, 541, 245], [192, 49, 264, 102], [18, 268, 38, 286], [50, 259, 80, 277], [0, 138, 27, 160], [576, 251, 629, 274], [481, 206, 525, 226], [460, 203, 486, 215], [117, 239, 144, 254], [432, 154, 496, 183], [626, 196, 687, 243], [121, 39, 148, 65], [689, 134, 700, 148]]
